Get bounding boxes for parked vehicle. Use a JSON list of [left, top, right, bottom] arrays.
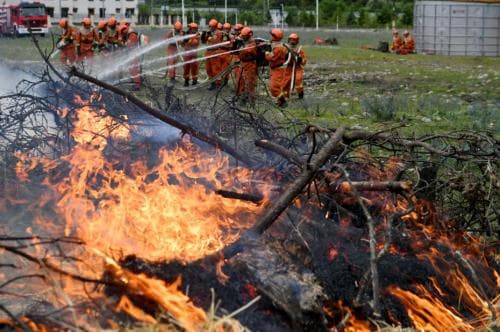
[[0, 1, 48, 37]]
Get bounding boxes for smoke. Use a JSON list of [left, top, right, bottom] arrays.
[[0, 63, 33, 94]]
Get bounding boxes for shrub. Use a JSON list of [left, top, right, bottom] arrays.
[[360, 95, 407, 121]]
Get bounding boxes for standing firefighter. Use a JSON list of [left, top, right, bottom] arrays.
[[182, 22, 200, 86], [265, 28, 289, 107], [202, 19, 223, 90], [126, 24, 148, 91], [57, 18, 76, 65], [118, 19, 129, 46], [285, 33, 307, 99], [95, 20, 109, 54], [235, 27, 258, 102], [231, 23, 244, 85], [107, 17, 120, 49], [220, 22, 233, 85], [165, 21, 184, 82], [75, 18, 97, 62]]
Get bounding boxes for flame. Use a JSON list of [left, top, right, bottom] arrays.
[[389, 285, 474, 332], [15, 97, 270, 263]]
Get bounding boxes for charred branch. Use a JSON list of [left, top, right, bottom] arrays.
[[215, 189, 264, 205]]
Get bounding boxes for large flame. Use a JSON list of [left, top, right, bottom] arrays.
[[16, 95, 269, 263]]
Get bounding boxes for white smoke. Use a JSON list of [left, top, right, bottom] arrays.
[[0, 63, 33, 94]]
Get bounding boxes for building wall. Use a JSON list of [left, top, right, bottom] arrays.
[[3, 0, 139, 24]]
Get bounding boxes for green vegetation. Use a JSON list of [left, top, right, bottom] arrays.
[[288, 44, 499, 136], [141, 0, 414, 27]]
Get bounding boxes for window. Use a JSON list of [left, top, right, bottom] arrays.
[[20, 6, 46, 16], [115, 8, 121, 14], [61, 7, 69, 17], [125, 8, 134, 17], [73, 8, 78, 13], [45, 7, 54, 17], [99, 8, 105, 18], [88, 8, 95, 16]]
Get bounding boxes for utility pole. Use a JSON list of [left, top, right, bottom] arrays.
[[181, 0, 185, 24], [224, 0, 227, 23], [315, 0, 319, 30], [281, 3, 284, 30]]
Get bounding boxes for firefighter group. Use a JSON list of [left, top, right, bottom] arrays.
[[391, 30, 415, 54], [57, 17, 307, 107]]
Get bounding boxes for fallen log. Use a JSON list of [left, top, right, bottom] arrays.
[[233, 238, 327, 331], [69, 68, 254, 167]]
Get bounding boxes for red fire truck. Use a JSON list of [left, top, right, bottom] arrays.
[[0, 1, 48, 36]]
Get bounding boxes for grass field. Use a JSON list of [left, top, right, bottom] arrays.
[[1, 28, 498, 135]]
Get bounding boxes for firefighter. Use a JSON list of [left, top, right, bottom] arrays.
[[126, 24, 142, 91], [107, 17, 120, 49], [95, 20, 109, 54], [75, 18, 97, 61], [118, 19, 129, 46], [220, 22, 233, 85], [182, 22, 200, 86], [285, 33, 307, 99], [202, 18, 223, 90], [235, 27, 258, 102], [231, 23, 244, 81], [165, 21, 184, 82], [57, 18, 76, 65], [265, 28, 289, 107], [391, 30, 403, 53], [401, 30, 416, 54]]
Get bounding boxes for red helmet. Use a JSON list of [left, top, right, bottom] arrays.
[[288, 33, 299, 43], [174, 21, 183, 30], [240, 27, 253, 37], [223, 22, 231, 30], [120, 19, 128, 27], [108, 17, 117, 27], [188, 22, 198, 30], [208, 19, 218, 28], [403, 30, 410, 36], [59, 18, 67, 29], [270, 28, 283, 41], [82, 18, 91, 27], [97, 20, 106, 30], [234, 23, 244, 31]]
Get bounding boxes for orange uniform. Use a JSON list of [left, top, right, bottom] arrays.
[[183, 34, 200, 83], [126, 30, 141, 90], [265, 41, 289, 101], [75, 26, 97, 61], [236, 39, 258, 99], [205, 29, 224, 85], [58, 25, 76, 64], [285, 45, 307, 98], [219, 31, 233, 81], [391, 35, 404, 52], [165, 29, 184, 80], [401, 35, 415, 54]]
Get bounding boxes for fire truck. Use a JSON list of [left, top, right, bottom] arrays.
[[0, 1, 48, 36]]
